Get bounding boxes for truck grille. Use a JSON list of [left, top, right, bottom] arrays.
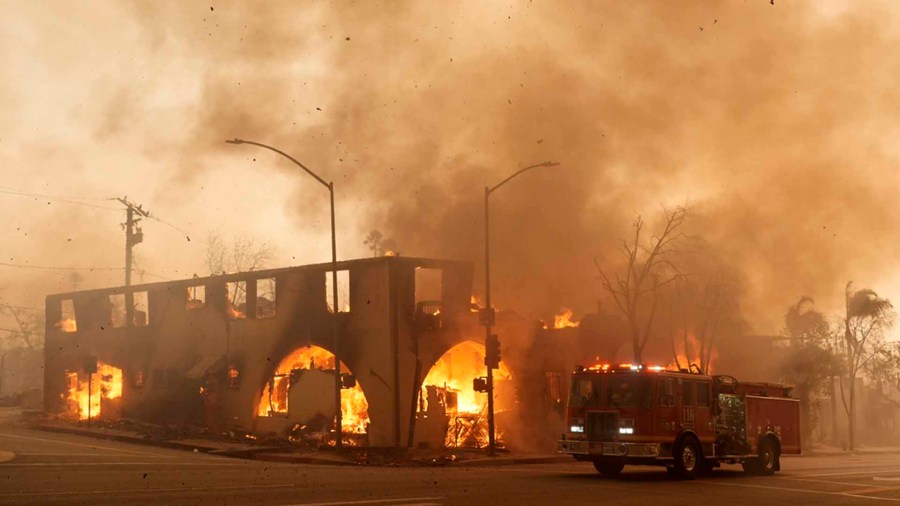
[[587, 411, 618, 441]]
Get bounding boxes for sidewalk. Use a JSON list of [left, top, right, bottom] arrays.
[[33, 423, 277, 456], [31, 422, 569, 467]]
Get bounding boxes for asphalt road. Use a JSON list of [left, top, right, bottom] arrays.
[[3, 427, 900, 505]]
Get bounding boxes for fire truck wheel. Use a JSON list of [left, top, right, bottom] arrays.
[[592, 461, 625, 476], [672, 437, 701, 480], [756, 439, 778, 476]]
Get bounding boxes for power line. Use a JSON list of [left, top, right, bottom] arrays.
[[0, 304, 42, 312], [0, 261, 172, 281], [0, 186, 120, 211], [0, 261, 123, 272]]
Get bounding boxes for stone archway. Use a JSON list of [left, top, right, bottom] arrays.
[[415, 340, 513, 448], [256, 345, 370, 439]]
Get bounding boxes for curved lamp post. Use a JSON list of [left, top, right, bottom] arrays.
[[225, 138, 344, 449], [483, 161, 559, 455]]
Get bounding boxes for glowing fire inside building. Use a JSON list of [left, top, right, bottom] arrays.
[[65, 362, 123, 420], [257, 345, 370, 434], [419, 341, 512, 448]]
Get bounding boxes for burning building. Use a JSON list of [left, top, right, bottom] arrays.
[[44, 256, 487, 447]]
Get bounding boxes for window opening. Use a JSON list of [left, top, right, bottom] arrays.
[[256, 278, 276, 319], [325, 270, 350, 313], [226, 281, 247, 319], [57, 299, 77, 333], [187, 285, 206, 310], [133, 291, 149, 326], [109, 293, 127, 328]]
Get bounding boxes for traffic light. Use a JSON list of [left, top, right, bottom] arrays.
[[485, 334, 501, 369], [473, 377, 488, 393]]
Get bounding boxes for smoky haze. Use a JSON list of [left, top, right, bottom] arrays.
[[2, 1, 900, 340]]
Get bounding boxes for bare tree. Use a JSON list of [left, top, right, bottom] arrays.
[[204, 231, 274, 311], [838, 283, 894, 451], [663, 264, 739, 374], [0, 302, 44, 351], [595, 206, 688, 363], [205, 231, 274, 275]]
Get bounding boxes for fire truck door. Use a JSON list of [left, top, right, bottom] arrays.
[[656, 377, 678, 440], [680, 380, 714, 449], [694, 381, 713, 447]]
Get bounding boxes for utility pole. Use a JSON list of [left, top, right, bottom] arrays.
[[117, 197, 150, 288]]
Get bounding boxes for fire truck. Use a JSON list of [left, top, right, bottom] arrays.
[[557, 363, 800, 479]]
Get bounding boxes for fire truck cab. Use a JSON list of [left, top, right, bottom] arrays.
[[557, 363, 800, 479]]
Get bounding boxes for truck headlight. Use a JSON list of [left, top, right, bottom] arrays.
[[569, 417, 585, 433], [570, 425, 585, 433], [618, 427, 634, 435]]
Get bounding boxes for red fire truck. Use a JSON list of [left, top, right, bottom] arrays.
[[558, 363, 801, 479]]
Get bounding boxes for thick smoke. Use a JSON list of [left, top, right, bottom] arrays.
[[4, 1, 900, 339], [181, 1, 900, 330]]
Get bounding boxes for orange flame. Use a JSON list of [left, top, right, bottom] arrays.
[[56, 318, 77, 333], [257, 346, 369, 434], [421, 341, 512, 448], [553, 307, 580, 329], [65, 362, 123, 420], [669, 332, 718, 374]]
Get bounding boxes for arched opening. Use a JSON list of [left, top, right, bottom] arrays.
[[257, 345, 369, 437], [416, 341, 513, 448]]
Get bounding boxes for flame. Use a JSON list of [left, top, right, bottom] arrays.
[[553, 307, 580, 329], [257, 345, 369, 434], [227, 303, 246, 319], [56, 318, 77, 333], [669, 332, 718, 374], [384, 250, 396, 257], [65, 362, 123, 420], [469, 295, 481, 313], [421, 340, 512, 448]]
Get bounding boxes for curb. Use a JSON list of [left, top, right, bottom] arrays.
[[34, 425, 220, 453], [0, 451, 15, 463], [252, 452, 359, 466], [251, 452, 571, 467], [455, 455, 571, 467]]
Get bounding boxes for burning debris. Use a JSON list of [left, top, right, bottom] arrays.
[[418, 341, 512, 449]]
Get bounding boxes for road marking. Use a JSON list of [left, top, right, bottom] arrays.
[[0, 482, 297, 498], [698, 479, 900, 502], [15, 452, 173, 458], [2, 461, 251, 467], [795, 469, 900, 478], [282, 498, 445, 506], [0, 432, 160, 456], [875, 477, 900, 482]]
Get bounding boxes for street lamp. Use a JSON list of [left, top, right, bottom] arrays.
[[225, 138, 344, 449], [483, 161, 560, 455]]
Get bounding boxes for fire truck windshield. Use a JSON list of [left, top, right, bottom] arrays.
[[569, 373, 652, 409]]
